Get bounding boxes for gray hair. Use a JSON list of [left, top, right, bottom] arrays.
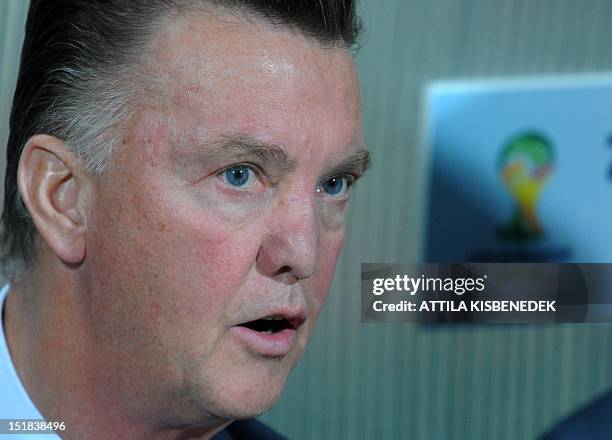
[[1, 0, 361, 279]]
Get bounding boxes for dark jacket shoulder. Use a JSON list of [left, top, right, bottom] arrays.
[[540, 390, 612, 440], [212, 419, 286, 440]]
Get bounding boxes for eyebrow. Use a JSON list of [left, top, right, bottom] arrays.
[[175, 133, 371, 179], [215, 135, 371, 178], [209, 135, 298, 172], [323, 148, 371, 180]]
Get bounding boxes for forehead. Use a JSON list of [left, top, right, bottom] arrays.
[[135, 7, 363, 159]]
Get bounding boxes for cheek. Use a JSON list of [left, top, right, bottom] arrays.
[[317, 196, 350, 232], [310, 230, 345, 311], [143, 200, 262, 310], [88, 179, 263, 329]]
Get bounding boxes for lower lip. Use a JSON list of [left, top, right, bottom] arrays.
[[231, 326, 297, 357]]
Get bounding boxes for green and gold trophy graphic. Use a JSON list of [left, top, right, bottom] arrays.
[[498, 132, 554, 240]]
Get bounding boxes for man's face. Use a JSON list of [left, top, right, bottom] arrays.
[[82, 9, 365, 422]]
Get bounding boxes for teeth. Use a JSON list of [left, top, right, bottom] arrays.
[[262, 316, 285, 321]]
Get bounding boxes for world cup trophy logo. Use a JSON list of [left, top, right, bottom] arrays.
[[498, 132, 554, 240]]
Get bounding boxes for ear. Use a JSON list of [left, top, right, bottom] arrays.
[[17, 135, 90, 265]]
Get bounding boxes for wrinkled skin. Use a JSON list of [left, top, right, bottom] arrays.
[[81, 8, 366, 427]]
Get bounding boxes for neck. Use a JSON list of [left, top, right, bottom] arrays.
[[4, 264, 230, 440]]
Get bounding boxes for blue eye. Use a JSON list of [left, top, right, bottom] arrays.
[[222, 165, 254, 187], [319, 175, 352, 197]]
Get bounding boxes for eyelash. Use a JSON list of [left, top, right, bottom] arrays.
[[216, 164, 356, 197], [218, 164, 260, 189], [316, 174, 355, 198]]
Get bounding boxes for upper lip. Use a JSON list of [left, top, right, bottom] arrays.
[[235, 306, 308, 330]]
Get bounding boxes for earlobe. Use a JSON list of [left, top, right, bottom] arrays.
[[17, 135, 89, 266]]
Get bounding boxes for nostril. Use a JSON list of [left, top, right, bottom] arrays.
[[274, 266, 292, 276], [273, 266, 301, 285]]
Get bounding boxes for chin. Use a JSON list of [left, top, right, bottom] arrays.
[[206, 382, 285, 420], [194, 360, 292, 421], [172, 330, 305, 423]]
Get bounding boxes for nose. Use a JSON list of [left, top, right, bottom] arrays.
[[256, 193, 320, 282]]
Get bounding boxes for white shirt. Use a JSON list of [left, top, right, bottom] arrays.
[[0, 284, 60, 439]]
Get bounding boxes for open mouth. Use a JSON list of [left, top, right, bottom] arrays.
[[237, 316, 297, 334], [233, 314, 306, 356]]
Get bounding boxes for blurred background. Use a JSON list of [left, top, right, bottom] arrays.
[[1, 0, 611, 438]]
